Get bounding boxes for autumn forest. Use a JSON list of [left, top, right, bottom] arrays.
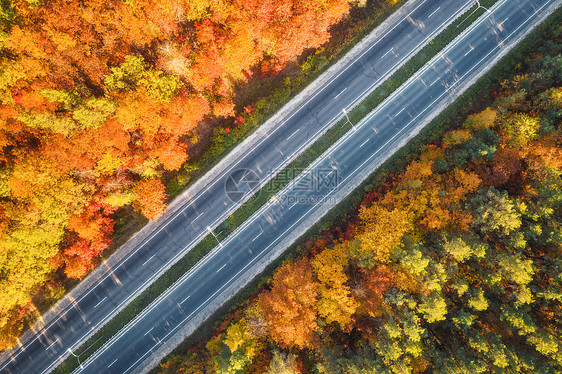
[[158, 20, 562, 374], [0, 0, 371, 349], [1, 0, 561, 372]]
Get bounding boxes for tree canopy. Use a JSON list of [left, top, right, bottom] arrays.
[[0, 0, 355, 349]]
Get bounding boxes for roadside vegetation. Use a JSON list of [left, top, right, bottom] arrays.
[[155, 12, 562, 374], [53, 1, 518, 371], [0, 0, 400, 350], [52, 2, 509, 371]]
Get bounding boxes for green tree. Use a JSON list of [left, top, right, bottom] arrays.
[[266, 350, 298, 374], [72, 97, 115, 129], [500, 306, 537, 336], [502, 113, 540, 146], [471, 188, 523, 236]]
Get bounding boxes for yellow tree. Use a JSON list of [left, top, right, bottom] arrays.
[[356, 202, 415, 264], [311, 244, 358, 331]]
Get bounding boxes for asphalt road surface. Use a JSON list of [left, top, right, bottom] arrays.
[[0, 1, 477, 373], [67, 0, 559, 373]]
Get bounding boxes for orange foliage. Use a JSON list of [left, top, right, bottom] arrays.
[[258, 258, 318, 349], [475, 148, 522, 188], [63, 253, 95, 280], [0, 0, 354, 350], [133, 179, 167, 220], [355, 266, 395, 317], [212, 98, 236, 118], [147, 137, 188, 171]]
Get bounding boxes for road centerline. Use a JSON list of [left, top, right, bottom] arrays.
[[93, 297, 107, 309], [381, 47, 394, 59], [333, 87, 348, 100], [142, 254, 156, 267], [143, 327, 154, 337], [286, 129, 300, 141], [252, 233, 262, 242], [427, 6, 441, 19], [216, 264, 227, 273], [45, 339, 58, 351]]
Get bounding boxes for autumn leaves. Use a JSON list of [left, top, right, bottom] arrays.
[[164, 38, 562, 371], [0, 0, 353, 350]]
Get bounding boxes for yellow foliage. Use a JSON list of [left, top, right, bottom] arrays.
[[115, 88, 162, 136], [463, 108, 497, 130], [223, 321, 247, 353], [357, 204, 415, 263], [443, 129, 472, 147], [43, 25, 77, 51], [401, 159, 434, 185], [312, 245, 358, 330], [96, 152, 123, 176]]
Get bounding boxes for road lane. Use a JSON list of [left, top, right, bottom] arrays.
[[0, 1, 479, 373], [73, 0, 559, 373]]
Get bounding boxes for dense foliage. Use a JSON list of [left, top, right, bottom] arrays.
[[0, 0, 361, 350], [158, 25, 562, 374]]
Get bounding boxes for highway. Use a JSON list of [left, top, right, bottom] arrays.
[[0, 1, 475, 373], [66, 0, 560, 372]]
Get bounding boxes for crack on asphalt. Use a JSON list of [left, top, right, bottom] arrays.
[[361, 59, 379, 78]]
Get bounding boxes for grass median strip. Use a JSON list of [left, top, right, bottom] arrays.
[[54, 2, 498, 372]]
